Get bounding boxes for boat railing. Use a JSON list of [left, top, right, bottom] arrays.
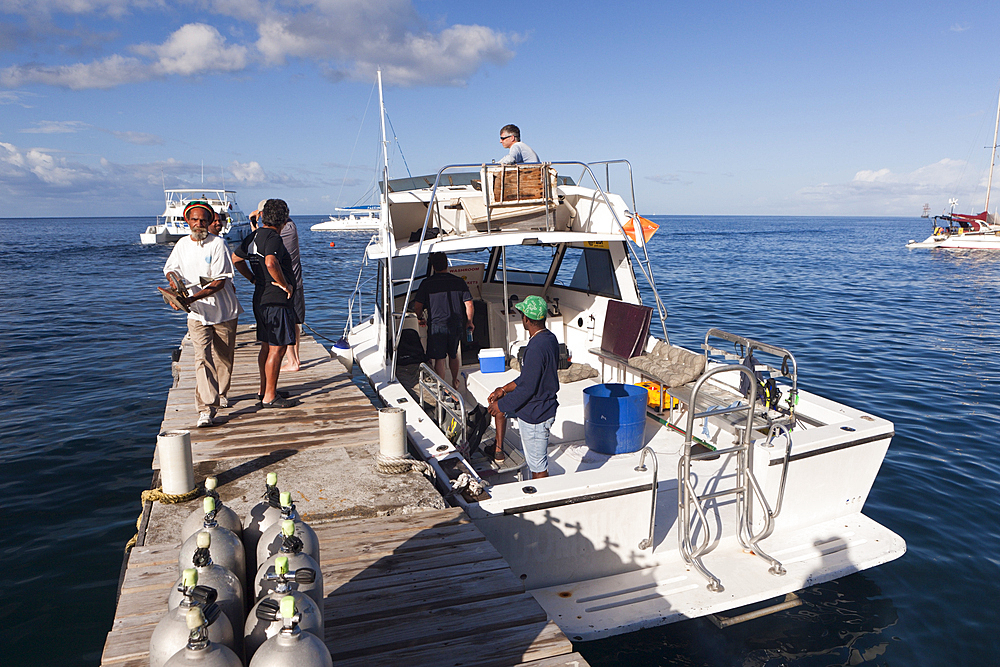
[[417, 363, 468, 455], [701, 328, 799, 422], [387, 160, 669, 382], [677, 364, 786, 592], [344, 237, 377, 335], [634, 447, 659, 551]]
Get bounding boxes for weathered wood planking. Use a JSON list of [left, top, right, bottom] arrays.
[[153, 330, 380, 466], [102, 327, 588, 666]]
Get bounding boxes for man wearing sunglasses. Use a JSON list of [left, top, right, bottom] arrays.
[[498, 124, 539, 165]]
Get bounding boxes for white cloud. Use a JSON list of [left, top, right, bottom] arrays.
[[109, 129, 163, 145], [134, 23, 248, 76], [792, 158, 987, 215], [0, 90, 36, 106], [229, 160, 267, 185], [0, 54, 148, 89], [20, 120, 89, 133], [0, 0, 151, 18], [950, 23, 970, 32]]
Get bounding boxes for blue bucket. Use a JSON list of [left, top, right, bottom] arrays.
[[583, 383, 648, 455]]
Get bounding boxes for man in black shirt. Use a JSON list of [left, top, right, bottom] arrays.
[[233, 198, 299, 408], [414, 252, 474, 390]]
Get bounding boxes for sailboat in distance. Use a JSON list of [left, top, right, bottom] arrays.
[[908, 87, 1000, 249]]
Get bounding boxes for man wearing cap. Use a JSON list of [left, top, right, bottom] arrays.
[[163, 201, 243, 427], [233, 198, 298, 409], [487, 295, 559, 478]]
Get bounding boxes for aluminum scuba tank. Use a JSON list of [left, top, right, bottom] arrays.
[[256, 492, 320, 569], [182, 478, 242, 542], [254, 519, 324, 610], [244, 556, 323, 661], [163, 606, 243, 667], [178, 498, 246, 592], [150, 569, 237, 667], [171, 531, 246, 633], [248, 596, 332, 667], [243, 472, 282, 577]]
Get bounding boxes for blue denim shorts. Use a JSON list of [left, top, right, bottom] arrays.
[[518, 416, 555, 474]]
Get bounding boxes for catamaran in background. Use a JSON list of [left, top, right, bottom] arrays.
[[139, 188, 252, 246], [909, 88, 1000, 250], [336, 71, 905, 640], [310, 205, 381, 232]]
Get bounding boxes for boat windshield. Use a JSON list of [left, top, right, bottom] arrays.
[[488, 243, 621, 298]]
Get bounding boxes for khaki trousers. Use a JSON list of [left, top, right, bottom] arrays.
[[187, 318, 238, 413]]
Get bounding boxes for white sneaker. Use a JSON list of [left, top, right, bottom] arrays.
[[197, 411, 214, 428], [218, 396, 228, 408]]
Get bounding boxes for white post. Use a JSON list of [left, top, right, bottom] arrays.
[[158, 430, 195, 495], [378, 407, 407, 458]]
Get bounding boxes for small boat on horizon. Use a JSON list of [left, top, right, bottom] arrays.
[[310, 205, 381, 232], [140, 188, 253, 246]]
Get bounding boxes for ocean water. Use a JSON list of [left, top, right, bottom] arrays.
[[1, 215, 998, 665]]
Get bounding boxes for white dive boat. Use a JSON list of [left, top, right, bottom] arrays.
[[140, 188, 252, 245], [908, 88, 1000, 249], [340, 73, 905, 640], [310, 206, 381, 232]]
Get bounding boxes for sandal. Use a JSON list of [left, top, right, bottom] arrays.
[[260, 396, 299, 409], [257, 390, 290, 401]]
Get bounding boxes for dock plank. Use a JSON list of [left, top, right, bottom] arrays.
[[102, 331, 588, 666]]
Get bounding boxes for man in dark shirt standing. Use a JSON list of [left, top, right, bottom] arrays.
[[413, 252, 474, 390], [487, 295, 559, 478], [233, 198, 299, 409]]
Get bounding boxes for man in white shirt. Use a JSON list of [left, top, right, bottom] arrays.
[[498, 124, 539, 165], [163, 201, 244, 427]]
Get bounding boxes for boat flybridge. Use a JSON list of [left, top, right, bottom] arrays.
[[342, 156, 905, 640], [139, 188, 252, 245]]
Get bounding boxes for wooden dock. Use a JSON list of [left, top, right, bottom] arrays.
[[101, 328, 588, 666]]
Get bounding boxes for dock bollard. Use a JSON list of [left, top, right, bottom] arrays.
[[158, 430, 195, 495], [378, 407, 406, 459]]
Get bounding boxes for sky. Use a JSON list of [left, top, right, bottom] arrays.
[[2, 0, 1000, 218]]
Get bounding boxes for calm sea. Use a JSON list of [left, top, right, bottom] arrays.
[[1, 215, 997, 665]]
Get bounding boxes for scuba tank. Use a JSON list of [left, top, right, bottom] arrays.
[[178, 498, 246, 592], [182, 477, 242, 542], [150, 569, 236, 667], [248, 596, 332, 667], [243, 472, 283, 577], [171, 531, 246, 633], [256, 492, 320, 569], [163, 606, 243, 667], [244, 556, 323, 661], [254, 520, 324, 611]]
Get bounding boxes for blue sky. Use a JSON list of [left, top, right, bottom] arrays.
[[2, 0, 1000, 218]]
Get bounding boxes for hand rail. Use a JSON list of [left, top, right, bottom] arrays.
[[417, 363, 468, 453], [634, 447, 659, 551]]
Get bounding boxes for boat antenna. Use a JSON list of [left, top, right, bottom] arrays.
[[985, 84, 1000, 218], [377, 68, 397, 381], [383, 111, 413, 179]]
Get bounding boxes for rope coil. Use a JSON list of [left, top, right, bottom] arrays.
[[124, 485, 201, 552], [375, 453, 435, 478], [449, 472, 488, 497]]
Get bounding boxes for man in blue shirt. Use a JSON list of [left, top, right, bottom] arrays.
[[498, 124, 540, 165], [487, 295, 559, 478]]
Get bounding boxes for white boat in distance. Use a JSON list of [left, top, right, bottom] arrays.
[[140, 188, 253, 245], [908, 87, 1000, 249], [339, 72, 905, 641], [310, 206, 380, 232]]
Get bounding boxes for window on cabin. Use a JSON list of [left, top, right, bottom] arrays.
[[488, 244, 552, 285], [553, 246, 620, 298]]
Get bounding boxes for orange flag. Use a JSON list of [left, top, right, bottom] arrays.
[[623, 215, 659, 243]]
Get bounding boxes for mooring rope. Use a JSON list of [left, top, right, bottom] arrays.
[[124, 486, 201, 552], [374, 453, 435, 478], [449, 472, 488, 497]]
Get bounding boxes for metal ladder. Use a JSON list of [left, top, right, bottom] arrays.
[[417, 363, 468, 454], [676, 365, 791, 592]]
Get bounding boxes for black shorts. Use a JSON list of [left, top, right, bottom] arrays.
[[426, 323, 462, 360], [256, 304, 296, 346]]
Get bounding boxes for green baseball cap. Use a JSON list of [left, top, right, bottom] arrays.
[[515, 295, 548, 320]]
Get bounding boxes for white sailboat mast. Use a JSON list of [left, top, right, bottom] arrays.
[[376, 68, 396, 374], [986, 86, 1000, 217]]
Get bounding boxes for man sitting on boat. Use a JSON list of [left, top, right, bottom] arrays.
[[499, 124, 539, 165], [487, 296, 559, 478], [413, 252, 474, 390], [162, 201, 243, 427]]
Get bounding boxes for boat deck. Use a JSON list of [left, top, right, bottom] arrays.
[[101, 328, 588, 667]]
